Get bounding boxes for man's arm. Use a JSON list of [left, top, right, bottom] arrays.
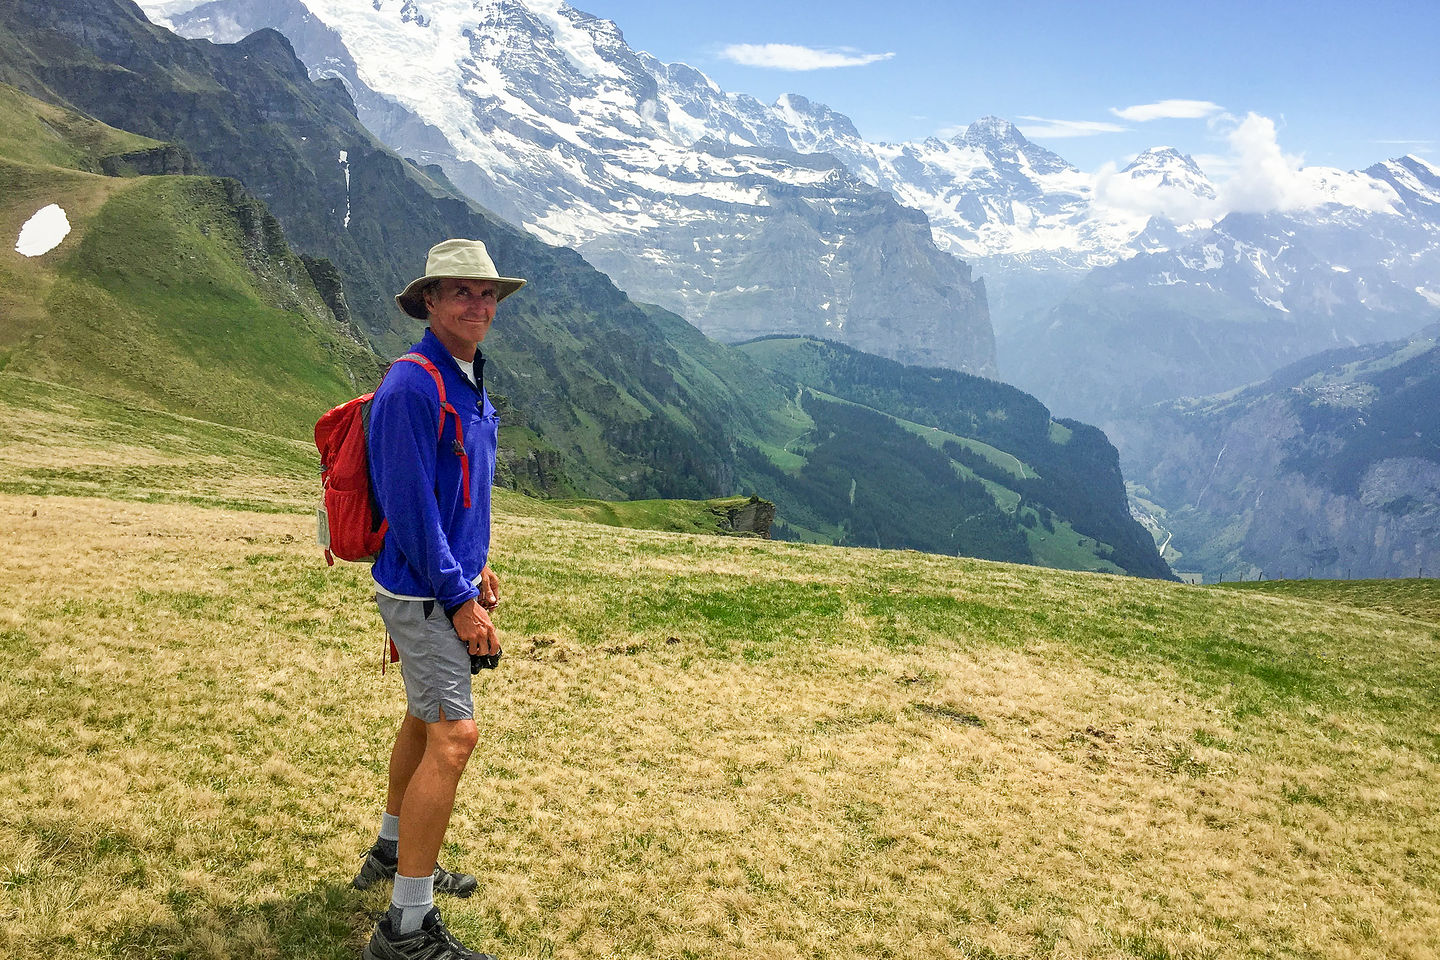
[[368, 369, 480, 613]]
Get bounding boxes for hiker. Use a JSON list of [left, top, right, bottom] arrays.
[[356, 239, 525, 960]]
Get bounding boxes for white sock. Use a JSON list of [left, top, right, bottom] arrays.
[[390, 872, 435, 935], [379, 812, 401, 842]]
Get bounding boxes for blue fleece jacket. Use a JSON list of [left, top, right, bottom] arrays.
[[367, 329, 497, 612]]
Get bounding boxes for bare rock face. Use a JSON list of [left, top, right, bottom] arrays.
[[713, 495, 775, 539], [100, 143, 201, 176], [161, 0, 997, 377], [1114, 326, 1440, 581]]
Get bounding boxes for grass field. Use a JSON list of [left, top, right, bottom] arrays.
[[1215, 578, 1440, 625], [1, 385, 1438, 959]]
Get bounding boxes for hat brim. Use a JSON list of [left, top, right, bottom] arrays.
[[395, 275, 527, 320]]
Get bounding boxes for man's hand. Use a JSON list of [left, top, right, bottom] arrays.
[[479, 564, 501, 611], [452, 597, 499, 657]]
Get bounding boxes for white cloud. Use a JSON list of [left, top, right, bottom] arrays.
[[1111, 99, 1223, 122], [1088, 112, 1404, 223], [1015, 116, 1127, 139], [1093, 164, 1219, 224], [717, 43, 894, 71], [1216, 113, 1399, 215]]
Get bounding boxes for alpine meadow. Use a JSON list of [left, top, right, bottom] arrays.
[[4, 390, 1440, 959], [3, 1, 1440, 959]]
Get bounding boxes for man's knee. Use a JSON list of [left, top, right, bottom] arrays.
[[427, 717, 479, 774]]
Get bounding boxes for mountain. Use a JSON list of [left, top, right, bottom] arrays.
[[0, 0, 1170, 577], [151, 0, 1440, 430], [0, 82, 377, 439], [1111, 323, 1440, 582], [0, 0, 787, 499], [160, 0, 996, 376], [738, 337, 1174, 580], [1003, 169, 1440, 422]]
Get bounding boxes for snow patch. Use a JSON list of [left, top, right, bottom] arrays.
[[15, 204, 71, 257], [339, 150, 351, 229]]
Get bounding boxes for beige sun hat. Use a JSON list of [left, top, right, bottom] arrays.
[[395, 239, 527, 319]]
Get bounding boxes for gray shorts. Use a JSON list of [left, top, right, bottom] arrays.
[[375, 594, 474, 723]]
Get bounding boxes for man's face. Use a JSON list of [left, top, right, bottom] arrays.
[[425, 278, 500, 356]]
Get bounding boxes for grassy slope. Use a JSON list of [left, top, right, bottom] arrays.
[[0, 77, 381, 440], [2, 384, 1438, 959], [0, 371, 777, 538], [788, 383, 1124, 576], [511, 495, 766, 537], [1215, 578, 1440, 625], [0, 161, 378, 439], [0, 82, 157, 171]]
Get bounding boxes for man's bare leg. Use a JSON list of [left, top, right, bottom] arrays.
[[386, 713, 428, 816], [396, 715, 479, 876], [385, 713, 479, 935]]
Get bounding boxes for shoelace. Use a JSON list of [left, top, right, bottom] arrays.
[[431, 917, 474, 959]]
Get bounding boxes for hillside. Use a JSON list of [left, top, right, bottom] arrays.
[[0, 0, 785, 500], [3, 394, 1437, 958], [1216, 578, 1440, 625], [0, 17, 1171, 575], [0, 85, 378, 439], [739, 337, 1173, 579], [1112, 323, 1440, 582]]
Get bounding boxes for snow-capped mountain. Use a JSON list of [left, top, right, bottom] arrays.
[[992, 153, 1440, 421], [148, 0, 1439, 407], [157, 0, 994, 374]]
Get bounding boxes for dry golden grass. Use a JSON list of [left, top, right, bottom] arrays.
[[2, 493, 1437, 959]]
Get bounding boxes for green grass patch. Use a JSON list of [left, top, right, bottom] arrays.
[[4, 492, 1437, 959], [1215, 578, 1440, 624], [0, 81, 157, 171], [495, 493, 771, 539]]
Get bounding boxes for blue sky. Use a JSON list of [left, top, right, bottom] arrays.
[[574, 0, 1438, 175]]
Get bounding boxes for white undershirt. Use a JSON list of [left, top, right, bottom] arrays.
[[453, 356, 477, 388]]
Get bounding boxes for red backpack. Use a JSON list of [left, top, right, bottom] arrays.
[[314, 352, 472, 565]]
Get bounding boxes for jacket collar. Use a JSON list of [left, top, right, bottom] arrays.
[[417, 328, 485, 394]]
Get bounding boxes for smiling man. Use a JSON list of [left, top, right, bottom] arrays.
[[357, 239, 525, 960]]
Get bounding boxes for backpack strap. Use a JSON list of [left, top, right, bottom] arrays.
[[391, 353, 473, 509]]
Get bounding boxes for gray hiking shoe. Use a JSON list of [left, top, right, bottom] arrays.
[[362, 908, 495, 960], [353, 844, 479, 898]]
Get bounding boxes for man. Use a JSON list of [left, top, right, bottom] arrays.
[[356, 239, 525, 960]]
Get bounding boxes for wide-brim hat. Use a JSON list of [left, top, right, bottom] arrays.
[[395, 238, 527, 319]]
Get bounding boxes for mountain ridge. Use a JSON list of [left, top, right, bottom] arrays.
[[1113, 322, 1440, 581], [0, 8, 1168, 576], [163, 0, 1000, 375], [154, 0, 1439, 427]]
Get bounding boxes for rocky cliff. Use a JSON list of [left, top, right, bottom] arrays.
[[1112, 324, 1440, 581]]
